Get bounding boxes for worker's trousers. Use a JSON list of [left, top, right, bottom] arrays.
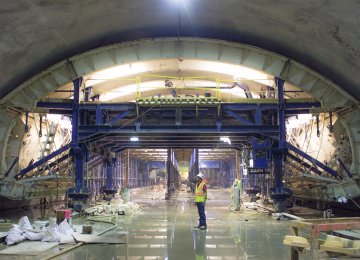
[[196, 202, 206, 227]]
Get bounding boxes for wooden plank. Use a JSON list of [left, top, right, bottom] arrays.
[[320, 245, 360, 256], [283, 235, 310, 249]]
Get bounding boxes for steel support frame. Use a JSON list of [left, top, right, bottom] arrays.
[[166, 148, 172, 199], [287, 144, 339, 177], [15, 144, 71, 179], [270, 77, 291, 212], [104, 158, 117, 200], [30, 90, 334, 211], [67, 77, 90, 211]]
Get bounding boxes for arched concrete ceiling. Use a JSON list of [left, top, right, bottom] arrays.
[[1, 0, 360, 100]]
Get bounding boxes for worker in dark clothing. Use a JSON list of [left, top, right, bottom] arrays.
[[194, 173, 207, 230]]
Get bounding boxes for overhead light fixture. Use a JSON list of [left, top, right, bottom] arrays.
[[220, 136, 231, 145], [130, 137, 139, 142], [249, 159, 254, 168], [243, 168, 248, 176]]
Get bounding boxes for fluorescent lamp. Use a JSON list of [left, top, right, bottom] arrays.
[[130, 137, 139, 142], [243, 168, 248, 176], [220, 136, 231, 145], [249, 159, 254, 168]]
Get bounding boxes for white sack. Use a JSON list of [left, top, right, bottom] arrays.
[[25, 231, 44, 241]]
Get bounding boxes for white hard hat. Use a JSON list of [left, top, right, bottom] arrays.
[[196, 173, 204, 179]]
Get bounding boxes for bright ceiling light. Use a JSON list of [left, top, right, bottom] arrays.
[[86, 63, 150, 87], [130, 137, 139, 142], [180, 60, 272, 85], [220, 136, 231, 145]]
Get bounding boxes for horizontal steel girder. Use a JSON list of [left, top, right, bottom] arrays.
[[36, 100, 321, 111], [79, 125, 279, 135]]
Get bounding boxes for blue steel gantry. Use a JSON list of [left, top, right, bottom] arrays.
[[13, 76, 343, 212]]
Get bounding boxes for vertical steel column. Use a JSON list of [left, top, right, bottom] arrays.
[[104, 157, 117, 200], [277, 77, 286, 149], [275, 77, 285, 192], [106, 159, 113, 190], [84, 86, 92, 102], [72, 78, 81, 149], [39, 115, 43, 137], [74, 145, 88, 192], [24, 111, 29, 133], [72, 78, 83, 192], [67, 77, 91, 210], [270, 77, 291, 212], [236, 150, 240, 180], [125, 149, 129, 188], [166, 148, 171, 198], [194, 148, 199, 176], [96, 105, 103, 125]]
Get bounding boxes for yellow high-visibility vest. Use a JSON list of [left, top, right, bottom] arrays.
[[195, 181, 206, 203]]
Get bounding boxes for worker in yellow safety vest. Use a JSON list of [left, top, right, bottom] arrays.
[[194, 173, 207, 230]]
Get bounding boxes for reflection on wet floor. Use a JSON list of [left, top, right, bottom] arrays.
[[0, 189, 291, 259], [51, 189, 290, 260]]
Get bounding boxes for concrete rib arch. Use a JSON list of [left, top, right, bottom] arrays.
[[0, 37, 359, 175]]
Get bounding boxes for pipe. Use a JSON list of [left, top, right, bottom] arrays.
[[24, 111, 29, 133], [39, 115, 43, 137], [329, 111, 333, 133], [337, 158, 353, 178], [4, 157, 19, 178], [316, 114, 320, 137]]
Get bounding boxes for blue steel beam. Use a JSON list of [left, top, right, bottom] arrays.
[[84, 86, 92, 102], [104, 141, 249, 152], [48, 109, 73, 115], [287, 153, 323, 176], [270, 77, 291, 212], [277, 78, 286, 149], [71, 77, 82, 150], [222, 102, 320, 111], [24, 112, 29, 132], [4, 157, 19, 178], [95, 105, 103, 125], [36, 102, 136, 111], [37, 102, 72, 109], [15, 144, 71, 178], [285, 109, 312, 115], [78, 125, 279, 135], [273, 78, 286, 193], [287, 143, 339, 177], [106, 111, 130, 125], [37, 101, 320, 111], [225, 110, 254, 125], [106, 159, 114, 190], [68, 78, 91, 210], [112, 145, 239, 153], [254, 105, 263, 124], [46, 154, 71, 170]]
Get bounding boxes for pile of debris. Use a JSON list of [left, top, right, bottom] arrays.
[[0, 213, 125, 257], [85, 200, 141, 216], [4, 216, 75, 245]]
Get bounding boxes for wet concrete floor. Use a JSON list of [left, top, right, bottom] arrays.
[[54, 189, 291, 260]]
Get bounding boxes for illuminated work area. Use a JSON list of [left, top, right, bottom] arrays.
[[0, 1, 360, 259]]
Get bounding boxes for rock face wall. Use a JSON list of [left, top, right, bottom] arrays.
[[287, 110, 360, 202], [18, 114, 71, 170]]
